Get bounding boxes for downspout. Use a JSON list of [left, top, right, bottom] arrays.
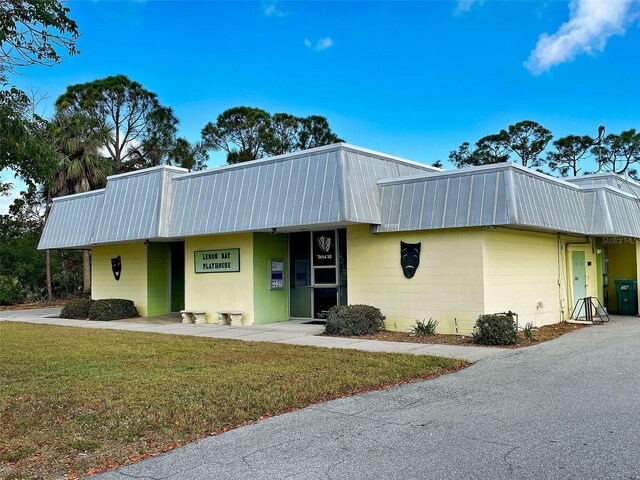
[[557, 234, 564, 322]]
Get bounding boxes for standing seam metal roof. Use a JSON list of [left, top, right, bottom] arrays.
[[374, 162, 640, 237], [37, 145, 640, 250]]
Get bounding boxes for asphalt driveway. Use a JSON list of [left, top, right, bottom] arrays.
[[94, 316, 640, 480]]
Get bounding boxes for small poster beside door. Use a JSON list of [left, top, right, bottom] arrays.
[[270, 259, 284, 290]]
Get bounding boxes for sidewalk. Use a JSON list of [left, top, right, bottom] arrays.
[[0, 308, 506, 363]]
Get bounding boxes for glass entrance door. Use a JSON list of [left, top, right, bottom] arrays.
[[289, 232, 312, 318], [289, 230, 346, 320], [312, 230, 338, 319]]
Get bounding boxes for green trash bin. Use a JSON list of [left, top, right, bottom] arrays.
[[614, 280, 638, 315]]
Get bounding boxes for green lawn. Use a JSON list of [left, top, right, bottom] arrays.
[[0, 322, 466, 479]]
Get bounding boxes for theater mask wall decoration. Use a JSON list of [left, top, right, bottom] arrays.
[[111, 255, 122, 281], [400, 241, 421, 279]]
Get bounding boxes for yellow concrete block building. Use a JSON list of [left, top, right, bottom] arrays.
[[39, 144, 640, 333]]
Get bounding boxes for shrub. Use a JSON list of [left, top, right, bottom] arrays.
[[325, 304, 385, 336], [0, 276, 20, 305], [88, 299, 138, 321], [61, 298, 94, 319], [523, 321, 536, 340], [472, 312, 518, 346], [412, 318, 439, 336]]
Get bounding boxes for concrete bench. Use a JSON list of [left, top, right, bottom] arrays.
[[180, 310, 207, 324], [215, 311, 244, 326]]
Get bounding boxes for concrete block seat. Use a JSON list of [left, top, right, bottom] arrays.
[[215, 311, 246, 326], [180, 310, 208, 324]]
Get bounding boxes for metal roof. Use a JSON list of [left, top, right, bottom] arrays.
[[168, 144, 434, 237], [38, 189, 105, 249], [566, 173, 640, 198], [92, 166, 187, 244], [375, 162, 640, 237], [38, 144, 640, 250]]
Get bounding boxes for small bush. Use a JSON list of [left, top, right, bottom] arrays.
[[472, 312, 518, 346], [88, 299, 138, 321], [61, 298, 94, 319], [325, 304, 385, 336], [0, 276, 20, 305], [523, 321, 536, 340], [412, 318, 439, 336]]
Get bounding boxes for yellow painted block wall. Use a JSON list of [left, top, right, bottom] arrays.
[[347, 225, 485, 334], [482, 229, 595, 326], [91, 243, 149, 316], [184, 233, 254, 324], [483, 230, 561, 327]]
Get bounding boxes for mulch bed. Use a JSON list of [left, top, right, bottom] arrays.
[[0, 299, 66, 311], [346, 322, 588, 349]]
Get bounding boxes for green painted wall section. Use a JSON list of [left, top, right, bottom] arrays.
[[595, 239, 604, 304], [605, 241, 637, 313], [253, 233, 288, 324], [147, 243, 170, 316], [170, 242, 185, 312]]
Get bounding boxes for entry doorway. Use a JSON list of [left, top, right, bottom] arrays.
[[567, 245, 596, 314], [170, 241, 185, 312], [289, 229, 347, 320], [572, 251, 587, 301]]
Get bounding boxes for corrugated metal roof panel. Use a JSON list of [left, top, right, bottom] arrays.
[[168, 149, 343, 236], [38, 190, 105, 249], [567, 173, 640, 198], [510, 169, 588, 233], [39, 144, 640, 249], [92, 166, 188, 244], [341, 148, 436, 225], [375, 166, 511, 232], [375, 164, 640, 237], [167, 144, 437, 237]]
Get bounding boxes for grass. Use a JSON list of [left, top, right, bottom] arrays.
[[0, 322, 466, 479]]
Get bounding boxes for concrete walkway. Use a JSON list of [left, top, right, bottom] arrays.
[[89, 315, 639, 480], [0, 308, 505, 363]]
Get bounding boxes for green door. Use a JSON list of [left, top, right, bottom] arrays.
[[572, 250, 586, 303]]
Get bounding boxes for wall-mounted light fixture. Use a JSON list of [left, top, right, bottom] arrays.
[[144, 239, 150, 246], [271, 228, 278, 235]]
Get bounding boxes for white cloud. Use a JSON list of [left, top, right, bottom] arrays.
[[305, 37, 334, 51], [263, 2, 284, 17], [455, 0, 484, 15], [316, 37, 333, 50], [525, 0, 638, 75]]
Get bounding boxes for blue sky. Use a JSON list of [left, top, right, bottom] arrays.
[[2, 0, 640, 212]]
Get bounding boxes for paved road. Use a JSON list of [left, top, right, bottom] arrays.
[[92, 316, 640, 480]]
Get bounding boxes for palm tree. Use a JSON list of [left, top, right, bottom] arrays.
[[47, 113, 114, 294]]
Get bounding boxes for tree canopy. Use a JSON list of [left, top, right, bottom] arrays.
[[0, 0, 79, 75], [449, 120, 552, 170], [547, 135, 593, 177], [202, 106, 343, 164], [0, 0, 79, 194], [55, 75, 178, 172], [0, 87, 56, 186], [595, 129, 640, 176]]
